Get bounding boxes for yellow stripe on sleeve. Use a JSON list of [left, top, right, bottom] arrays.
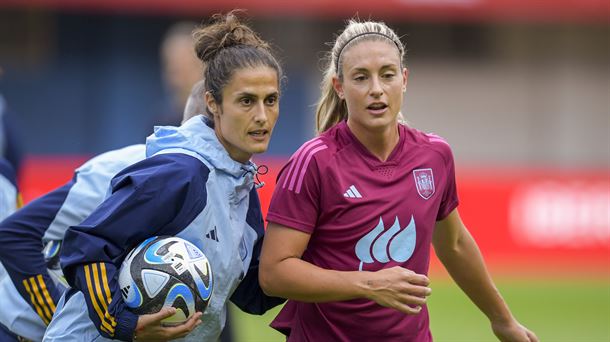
[[29, 277, 53, 322], [92, 263, 116, 326], [37, 274, 57, 312], [100, 263, 113, 304], [84, 264, 115, 336], [92, 263, 109, 310], [22, 279, 49, 325], [16, 193, 23, 209], [105, 311, 118, 328], [100, 263, 117, 327]]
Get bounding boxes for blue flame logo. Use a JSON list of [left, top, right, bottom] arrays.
[[355, 215, 416, 271]]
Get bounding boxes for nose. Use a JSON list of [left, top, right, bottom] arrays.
[[369, 76, 383, 98], [253, 101, 268, 125]]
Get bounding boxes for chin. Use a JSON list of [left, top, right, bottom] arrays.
[[366, 117, 394, 128], [249, 144, 269, 155]]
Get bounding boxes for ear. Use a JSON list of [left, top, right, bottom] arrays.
[[205, 91, 219, 116], [401, 67, 409, 92], [332, 76, 344, 100]]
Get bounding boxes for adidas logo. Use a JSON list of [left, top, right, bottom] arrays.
[[120, 285, 130, 299], [343, 185, 362, 199], [205, 226, 219, 242]]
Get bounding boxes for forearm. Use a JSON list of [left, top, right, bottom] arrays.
[[260, 256, 371, 302], [0, 233, 63, 322], [71, 262, 138, 340], [261, 224, 431, 314], [0, 202, 69, 321], [436, 230, 513, 323]]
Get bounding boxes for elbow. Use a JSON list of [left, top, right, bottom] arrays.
[[434, 242, 461, 263], [258, 267, 273, 296], [435, 234, 477, 266], [258, 263, 279, 297]]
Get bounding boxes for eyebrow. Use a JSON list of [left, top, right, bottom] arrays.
[[234, 91, 280, 98], [235, 92, 256, 97]]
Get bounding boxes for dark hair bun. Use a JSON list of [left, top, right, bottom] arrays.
[[194, 10, 269, 63]]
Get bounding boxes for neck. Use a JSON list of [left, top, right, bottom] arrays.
[[347, 119, 400, 162], [214, 124, 251, 164]]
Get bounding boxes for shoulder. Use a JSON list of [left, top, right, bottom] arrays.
[[290, 135, 336, 162], [288, 122, 354, 166], [112, 153, 211, 192], [77, 144, 146, 174], [281, 135, 337, 181], [403, 125, 454, 164], [87, 144, 146, 165], [73, 145, 147, 188]]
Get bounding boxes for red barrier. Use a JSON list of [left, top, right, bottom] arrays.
[[19, 155, 89, 204], [451, 167, 609, 278], [19, 156, 610, 277]]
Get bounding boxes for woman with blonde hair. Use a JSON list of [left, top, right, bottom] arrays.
[[260, 19, 537, 341]]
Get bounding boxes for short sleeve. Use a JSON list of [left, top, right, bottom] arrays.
[[435, 140, 459, 221], [267, 141, 326, 234]]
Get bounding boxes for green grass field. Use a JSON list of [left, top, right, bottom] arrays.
[[229, 278, 610, 341]]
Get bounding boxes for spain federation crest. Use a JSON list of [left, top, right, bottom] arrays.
[[413, 168, 435, 199]]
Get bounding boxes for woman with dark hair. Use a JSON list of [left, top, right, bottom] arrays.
[[43, 12, 285, 342]]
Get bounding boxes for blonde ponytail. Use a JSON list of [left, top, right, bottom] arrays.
[[315, 67, 347, 133]]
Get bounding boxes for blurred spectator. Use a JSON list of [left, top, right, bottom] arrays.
[[0, 93, 24, 179], [157, 21, 205, 126]]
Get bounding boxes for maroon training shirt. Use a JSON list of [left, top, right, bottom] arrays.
[[267, 121, 459, 342]]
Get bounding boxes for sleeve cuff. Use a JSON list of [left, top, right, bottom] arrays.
[[436, 200, 459, 221], [113, 309, 139, 341], [266, 212, 315, 234]]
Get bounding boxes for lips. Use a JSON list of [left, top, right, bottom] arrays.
[[367, 102, 388, 110], [248, 129, 269, 141], [367, 102, 388, 115]]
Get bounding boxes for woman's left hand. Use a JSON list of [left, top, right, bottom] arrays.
[[491, 319, 538, 342]]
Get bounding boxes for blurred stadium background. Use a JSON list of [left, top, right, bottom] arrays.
[[1, 0, 608, 341]]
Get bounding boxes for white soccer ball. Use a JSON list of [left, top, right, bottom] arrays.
[[118, 236, 213, 325]]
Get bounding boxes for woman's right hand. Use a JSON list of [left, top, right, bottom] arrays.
[[134, 307, 202, 341], [363, 266, 432, 315]]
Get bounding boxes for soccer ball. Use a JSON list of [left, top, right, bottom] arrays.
[[118, 236, 213, 325]]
